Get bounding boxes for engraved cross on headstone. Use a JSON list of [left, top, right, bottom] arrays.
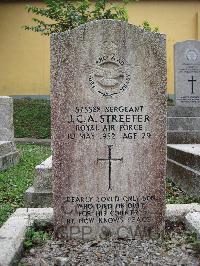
[[188, 75, 197, 94], [97, 145, 123, 190]]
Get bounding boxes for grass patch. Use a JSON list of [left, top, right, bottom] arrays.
[[166, 176, 200, 204], [0, 144, 51, 226], [24, 222, 53, 251], [14, 99, 51, 139]]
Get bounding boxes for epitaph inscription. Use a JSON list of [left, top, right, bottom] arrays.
[[51, 20, 167, 240], [175, 41, 200, 106]]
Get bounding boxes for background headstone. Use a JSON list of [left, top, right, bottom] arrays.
[[175, 40, 200, 107], [51, 20, 167, 240], [0, 96, 20, 171], [0, 96, 14, 141]]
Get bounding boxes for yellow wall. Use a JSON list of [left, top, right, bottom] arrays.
[[0, 1, 200, 96]]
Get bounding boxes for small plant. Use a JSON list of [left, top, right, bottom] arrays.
[[23, 0, 158, 35], [23, 0, 131, 35], [140, 20, 159, 32], [185, 231, 200, 254], [24, 225, 52, 250]]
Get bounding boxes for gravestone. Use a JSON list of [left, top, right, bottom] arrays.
[[175, 40, 200, 106], [0, 96, 14, 141], [0, 96, 20, 171], [51, 20, 167, 240], [167, 40, 200, 144]]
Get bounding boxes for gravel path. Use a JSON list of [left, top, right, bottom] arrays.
[[20, 223, 200, 266]]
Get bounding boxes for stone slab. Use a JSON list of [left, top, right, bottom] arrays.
[[0, 141, 15, 156], [0, 208, 53, 266], [15, 138, 51, 146], [168, 144, 200, 170], [166, 203, 200, 222], [175, 40, 200, 107], [51, 20, 167, 239], [185, 212, 200, 239], [167, 144, 200, 197], [167, 117, 200, 131], [167, 131, 200, 144], [0, 96, 14, 142], [34, 156, 52, 190], [0, 150, 20, 172], [168, 106, 200, 117], [167, 159, 200, 197], [24, 186, 52, 207]]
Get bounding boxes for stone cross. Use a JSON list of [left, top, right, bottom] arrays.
[[97, 145, 123, 190], [188, 76, 197, 94]]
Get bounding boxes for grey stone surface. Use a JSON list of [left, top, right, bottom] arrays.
[[34, 156, 52, 190], [167, 144, 200, 197], [51, 20, 167, 239], [167, 106, 200, 144], [168, 144, 200, 170], [25, 156, 52, 207], [167, 131, 200, 144], [185, 212, 200, 239], [166, 203, 200, 222], [0, 141, 20, 171], [15, 138, 51, 145], [168, 106, 200, 117], [0, 96, 14, 141], [168, 117, 200, 131], [175, 40, 200, 107], [25, 186, 52, 207], [0, 97, 20, 171], [0, 208, 53, 266]]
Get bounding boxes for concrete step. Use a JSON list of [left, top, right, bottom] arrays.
[[34, 156, 52, 190], [167, 159, 200, 197], [0, 141, 16, 156], [167, 144, 200, 197], [168, 106, 200, 117], [167, 131, 200, 144], [167, 117, 200, 131], [24, 186, 52, 208], [0, 150, 20, 171], [167, 144, 200, 171]]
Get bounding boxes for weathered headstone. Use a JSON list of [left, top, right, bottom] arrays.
[[51, 20, 167, 240], [0, 96, 20, 171], [175, 40, 200, 106], [0, 96, 14, 141]]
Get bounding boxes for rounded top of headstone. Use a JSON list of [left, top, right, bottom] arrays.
[[51, 19, 165, 39], [175, 40, 200, 47]]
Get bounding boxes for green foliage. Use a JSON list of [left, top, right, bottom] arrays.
[[185, 231, 200, 253], [24, 225, 52, 250], [140, 20, 159, 32], [14, 99, 51, 139], [166, 176, 200, 204], [0, 144, 51, 226], [23, 0, 131, 35]]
